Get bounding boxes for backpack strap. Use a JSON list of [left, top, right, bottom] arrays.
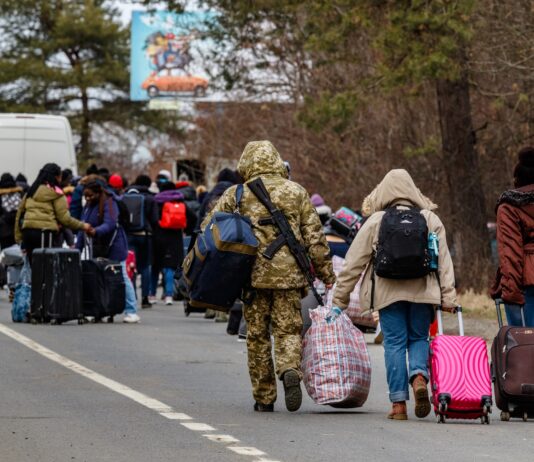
[[235, 184, 244, 213]]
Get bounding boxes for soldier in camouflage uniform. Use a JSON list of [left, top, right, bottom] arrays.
[[203, 140, 335, 412]]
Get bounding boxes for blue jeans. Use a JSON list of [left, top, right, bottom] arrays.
[[379, 301, 434, 402], [150, 267, 175, 297], [121, 261, 138, 315], [128, 235, 152, 298], [505, 286, 534, 327]]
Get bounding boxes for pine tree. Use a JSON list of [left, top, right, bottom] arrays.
[[0, 0, 181, 164]]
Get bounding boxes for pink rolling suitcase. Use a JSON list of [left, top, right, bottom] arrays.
[[429, 306, 492, 424]]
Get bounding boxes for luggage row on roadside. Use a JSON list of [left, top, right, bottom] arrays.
[[12, 242, 124, 325]]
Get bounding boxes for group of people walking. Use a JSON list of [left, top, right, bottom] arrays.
[[199, 140, 534, 420], [1, 162, 233, 323], [1, 142, 533, 419]]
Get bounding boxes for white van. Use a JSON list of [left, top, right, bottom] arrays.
[[0, 114, 77, 182]]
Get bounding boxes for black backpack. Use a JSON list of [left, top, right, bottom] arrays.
[[116, 199, 131, 232], [374, 207, 431, 279], [122, 190, 146, 232]]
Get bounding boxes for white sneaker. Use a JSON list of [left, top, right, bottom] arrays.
[[165, 296, 173, 306], [123, 313, 140, 324], [148, 295, 158, 305]]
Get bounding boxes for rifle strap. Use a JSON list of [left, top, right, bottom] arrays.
[[263, 234, 285, 260]]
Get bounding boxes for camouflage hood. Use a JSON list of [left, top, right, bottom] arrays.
[[362, 169, 437, 216], [237, 141, 287, 181]]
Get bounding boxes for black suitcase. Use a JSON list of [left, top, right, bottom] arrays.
[[491, 299, 534, 421], [82, 259, 125, 322], [30, 248, 84, 325]]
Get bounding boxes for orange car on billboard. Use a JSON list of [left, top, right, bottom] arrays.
[[142, 69, 208, 98]]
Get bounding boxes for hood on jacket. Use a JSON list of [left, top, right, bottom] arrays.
[[237, 141, 287, 181], [32, 184, 64, 202], [155, 190, 184, 204], [496, 184, 534, 217], [126, 185, 152, 195], [176, 184, 197, 202], [210, 181, 234, 198], [361, 169, 437, 216]]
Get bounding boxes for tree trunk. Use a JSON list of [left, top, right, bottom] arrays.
[[436, 55, 491, 292], [79, 88, 90, 163]]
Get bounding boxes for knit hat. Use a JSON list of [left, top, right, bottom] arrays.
[[158, 169, 172, 180], [311, 193, 325, 207], [109, 174, 124, 189], [514, 147, 534, 188]]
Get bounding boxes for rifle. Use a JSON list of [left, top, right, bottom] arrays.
[[247, 178, 324, 305]]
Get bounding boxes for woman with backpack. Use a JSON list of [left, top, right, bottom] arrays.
[[76, 180, 140, 324], [492, 147, 534, 327], [149, 182, 193, 305], [14, 163, 92, 263], [0, 173, 23, 250], [331, 169, 458, 421]]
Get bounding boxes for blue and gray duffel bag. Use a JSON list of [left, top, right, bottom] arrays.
[[183, 185, 258, 312]]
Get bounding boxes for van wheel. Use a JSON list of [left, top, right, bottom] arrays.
[[147, 86, 159, 98], [194, 86, 206, 97]]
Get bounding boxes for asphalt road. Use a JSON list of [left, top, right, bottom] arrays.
[[0, 294, 532, 462]]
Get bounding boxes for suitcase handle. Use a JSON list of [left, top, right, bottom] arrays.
[[495, 298, 526, 328], [436, 305, 464, 336]]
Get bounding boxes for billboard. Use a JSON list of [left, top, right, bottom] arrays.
[[130, 11, 212, 104]]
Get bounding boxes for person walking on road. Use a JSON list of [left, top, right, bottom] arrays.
[[77, 180, 140, 324], [124, 175, 159, 308], [204, 141, 335, 413], [492, 147, 534, 327], [150, 182, 195, 305], [332, 169, 457, 421], [15, 163, 92, 263], [0, 173, 24, 250]]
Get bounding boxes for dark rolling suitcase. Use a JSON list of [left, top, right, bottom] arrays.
[[82, 258, 125, 322], [491, 299, 534, 421], [30, 248, 84, 325]]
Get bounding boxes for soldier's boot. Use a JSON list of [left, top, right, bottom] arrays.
[[282, 369, 302, 412], [254, 402, 274, 412]]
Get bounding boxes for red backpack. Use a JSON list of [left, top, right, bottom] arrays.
[[159, 202, 187, 229]]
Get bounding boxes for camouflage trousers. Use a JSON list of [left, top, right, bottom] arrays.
[[243, 288, 303, 404]]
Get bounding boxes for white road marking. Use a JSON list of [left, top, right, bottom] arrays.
[[0, 323, 278, 462], [203, 434, 240, 444], [229, 447, 266, 457], [181, 422, 216, 431], [160, 412, 193, 420]]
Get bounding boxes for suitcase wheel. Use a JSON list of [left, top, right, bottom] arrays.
[[500, 411, 511, 422], [480, 414, 490, 425]]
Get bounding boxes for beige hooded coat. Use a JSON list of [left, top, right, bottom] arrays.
[[332, 169, 457, 311]]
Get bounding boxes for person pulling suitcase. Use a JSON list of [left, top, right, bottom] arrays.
[[76, 180, 140, 324], [332, 169, 458, 421]]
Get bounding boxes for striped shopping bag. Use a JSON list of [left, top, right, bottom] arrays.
[[302, 306, 371, 408]]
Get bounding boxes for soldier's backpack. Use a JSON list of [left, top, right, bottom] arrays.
[[122, 190, 145, 232], [159, 201, 186, 230], [182, 185, 258, 312], [374, 206, 431, 279]]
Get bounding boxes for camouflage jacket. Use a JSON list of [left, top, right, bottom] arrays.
[[203, 140, 335, 290]]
